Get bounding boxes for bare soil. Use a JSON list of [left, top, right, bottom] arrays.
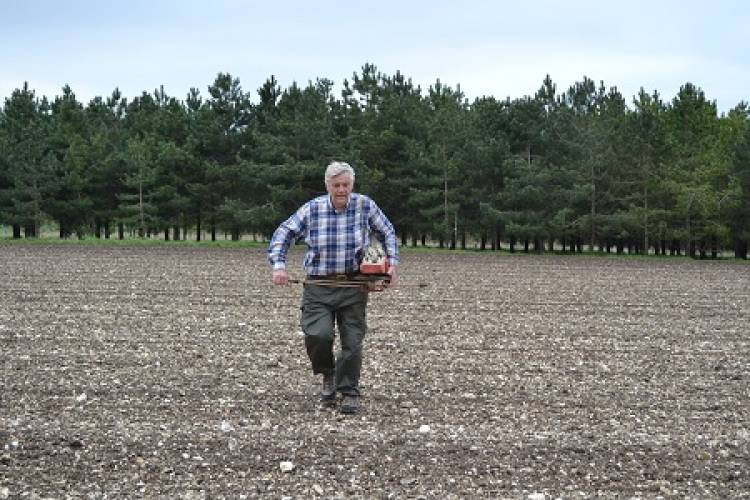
[[1, 244, 749, 499]]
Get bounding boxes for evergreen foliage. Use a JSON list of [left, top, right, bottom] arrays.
[[1, 65, 748, 257]]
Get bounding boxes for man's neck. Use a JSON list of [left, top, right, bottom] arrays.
[[330, 194, 352, 213]]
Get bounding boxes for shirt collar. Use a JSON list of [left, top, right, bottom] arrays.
[[327, 193, 354, 213]]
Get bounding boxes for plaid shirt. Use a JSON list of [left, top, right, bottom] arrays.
[[268, 193, 399, 276]]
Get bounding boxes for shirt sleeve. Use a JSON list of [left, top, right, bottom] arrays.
[[268, 204, 308, 271], [367, 198, 400, 266]]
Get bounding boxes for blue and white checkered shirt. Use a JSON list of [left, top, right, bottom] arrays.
[[268, 193, 399, 276]]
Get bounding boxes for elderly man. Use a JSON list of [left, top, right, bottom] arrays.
[[268, 161, 399, 414]]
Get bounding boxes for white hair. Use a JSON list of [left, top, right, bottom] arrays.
[[325, 161, 355, 186]]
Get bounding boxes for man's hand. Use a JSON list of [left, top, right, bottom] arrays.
[[385, 265, 397, 287], [272, 269, 289, 286]]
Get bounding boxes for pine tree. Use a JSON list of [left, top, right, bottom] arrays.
[[0, 83, 53, 238]]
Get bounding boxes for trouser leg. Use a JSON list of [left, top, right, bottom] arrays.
[[334, 289, 368, 396], [301, 285, 335, 375]]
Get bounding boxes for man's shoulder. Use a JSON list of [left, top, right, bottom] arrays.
[[310, 194, 329, 205], [353, 192, 374, 205], [299, 195, 328, 211], [303, 195, 331, 216]]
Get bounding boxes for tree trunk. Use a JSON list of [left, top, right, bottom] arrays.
[[138, 176, 145, 238], [452, 212, 458, 250], [735, 239, 748, 259], [590, 162, 596, 250], [443, 167, 449, 245], [509, 236, 516, 253], [118, 223, 125, 240], [643, 183, 649, 253], [196, 213, 202, 242], [12, 224, 21, 239], [173, 226, 180, 241], [164, 228, 170, 241]]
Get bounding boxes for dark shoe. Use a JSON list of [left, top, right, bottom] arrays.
[[339, 395, 360, 414], [320, 373, 335, 403]]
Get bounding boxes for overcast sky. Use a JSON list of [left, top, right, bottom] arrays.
[[2, 0, 748, 113]]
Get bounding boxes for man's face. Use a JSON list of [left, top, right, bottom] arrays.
[[327, 173, 353, 211]]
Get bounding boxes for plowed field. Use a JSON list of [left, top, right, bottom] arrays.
[[1, 244, 748, 498]]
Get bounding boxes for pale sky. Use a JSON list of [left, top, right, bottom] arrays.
[[2, 0, 748, 113]]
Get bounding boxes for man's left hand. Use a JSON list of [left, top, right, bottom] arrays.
[[385, 265, 397, 287]]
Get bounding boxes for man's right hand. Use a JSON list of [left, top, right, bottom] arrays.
[[272, 269, 289, 285]]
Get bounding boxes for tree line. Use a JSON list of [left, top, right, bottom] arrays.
[[1, 64, 749, 258]]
